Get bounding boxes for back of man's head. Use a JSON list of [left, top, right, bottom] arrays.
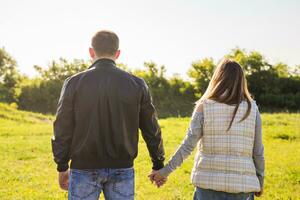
[[91, 30, 119, 58]]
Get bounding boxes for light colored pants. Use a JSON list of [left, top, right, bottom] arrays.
[[68, 168, 134, 200], [193, 187, 253, 200]]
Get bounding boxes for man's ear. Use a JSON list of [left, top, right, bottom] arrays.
[[89, 47, 95, 59], [115, 50, 121, 59]]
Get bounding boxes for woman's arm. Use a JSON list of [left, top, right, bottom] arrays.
[[253, 107, 265, 191], [158, 104, 204, 177]]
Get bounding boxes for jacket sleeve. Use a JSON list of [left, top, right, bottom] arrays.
[[139, 80, 165, 170], [51, 77, 75, 172]]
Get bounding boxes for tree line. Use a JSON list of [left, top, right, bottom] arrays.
[[0, 47, 299, 117]]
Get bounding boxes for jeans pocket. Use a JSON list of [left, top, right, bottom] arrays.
[[112, 168, 135, 197], [70, 169, 98, 199]]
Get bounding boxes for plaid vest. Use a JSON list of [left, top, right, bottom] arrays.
[[191, 99, 261, 193]]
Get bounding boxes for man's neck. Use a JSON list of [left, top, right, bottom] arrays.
[[92, 56, 116, 63]]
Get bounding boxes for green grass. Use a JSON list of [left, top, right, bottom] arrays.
[[0, 103, 299, 199]]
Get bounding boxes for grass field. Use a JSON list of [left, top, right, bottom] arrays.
[[0, 103, 299, 200]]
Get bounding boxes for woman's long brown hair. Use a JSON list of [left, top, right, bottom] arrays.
[[198, 58, 253, 131]]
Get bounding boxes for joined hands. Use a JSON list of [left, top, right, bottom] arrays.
[[148, 170, 167, 188]]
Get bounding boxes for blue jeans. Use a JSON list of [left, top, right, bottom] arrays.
[[193, 187, 253, 200], [68, 168, 134, 200]]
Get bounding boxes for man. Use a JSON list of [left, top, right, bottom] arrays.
[[51, 30, 165, 200]]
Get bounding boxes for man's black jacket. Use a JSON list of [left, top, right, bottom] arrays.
[[51, 58, 165, 172]]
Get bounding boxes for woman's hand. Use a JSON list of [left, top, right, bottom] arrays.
[[148, 170, 167, 188], [255, 188, 263, 197]]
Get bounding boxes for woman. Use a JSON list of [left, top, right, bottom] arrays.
[[150, 59, 265, 200]]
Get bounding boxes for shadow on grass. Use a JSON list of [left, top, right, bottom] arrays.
[[273, 133, 297, 141]]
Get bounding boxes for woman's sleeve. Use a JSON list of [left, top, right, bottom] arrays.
[[253, 107, 265, 188], [158, 111, 204, 177]]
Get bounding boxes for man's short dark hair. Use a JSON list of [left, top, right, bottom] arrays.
[[91, 30, 119, 57]]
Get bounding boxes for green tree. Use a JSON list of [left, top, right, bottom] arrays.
[[19, 58, 90, 113], [0, 47, 20, 103], [133, 62, 170, 116], [15, 48, 300, 115], [34, 58, 90, 81], [188, 58, 215, 96], [273, 63, 290, 77], [226, 48, 271, 75], [133, 61, 197, 117], [168, 75, 197, 116], [291, 65, 300, 78]]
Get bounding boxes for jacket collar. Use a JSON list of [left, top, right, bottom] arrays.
[[88, 58, 116, 69]]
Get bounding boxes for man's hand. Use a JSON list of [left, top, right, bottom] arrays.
[[58, 170, 70, 191], [148, 170, 167, 188], [254, 188, 263, 197]]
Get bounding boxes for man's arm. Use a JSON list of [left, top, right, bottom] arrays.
[[51, 77, 75, 172], [139, 80, 165, 170]]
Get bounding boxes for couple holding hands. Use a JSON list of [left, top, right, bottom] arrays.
[[52, 30, 264, 200]]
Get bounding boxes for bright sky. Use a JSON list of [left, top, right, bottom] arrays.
[[1, 0, 300, 77]]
